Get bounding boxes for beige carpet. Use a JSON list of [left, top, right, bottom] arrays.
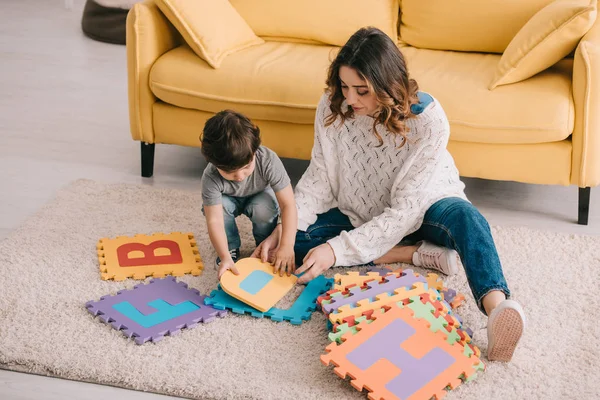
[[0, 179, 599, 399]]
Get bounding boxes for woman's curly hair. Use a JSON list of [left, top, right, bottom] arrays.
[[325, 27, 420, 147]]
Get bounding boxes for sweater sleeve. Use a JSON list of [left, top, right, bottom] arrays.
[[294, 95, 337, 231], [327, 105, 451, 266]]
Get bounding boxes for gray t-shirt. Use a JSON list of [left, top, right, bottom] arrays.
[[201, 146, 291, 206]]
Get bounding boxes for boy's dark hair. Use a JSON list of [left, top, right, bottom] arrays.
[[200, 110, 261, 172]]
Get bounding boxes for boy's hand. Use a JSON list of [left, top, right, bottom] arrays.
[[272, 245, 295, 277], [251, 224, 282, 263], [218, 258, 240, 280]]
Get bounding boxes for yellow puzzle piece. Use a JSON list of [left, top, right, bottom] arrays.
[[220, 258, 297, 312], [426, 272, 445, 291], [334, 271, 383, 291], [97, 232, 203, 281]]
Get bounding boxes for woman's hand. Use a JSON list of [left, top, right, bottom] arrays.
[[251, 224, 282, 263], [296, 243, 336, 284]]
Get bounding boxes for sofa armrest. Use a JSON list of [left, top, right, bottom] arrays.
[[127, 0, 181, 143], [572, 5, 600, 187]]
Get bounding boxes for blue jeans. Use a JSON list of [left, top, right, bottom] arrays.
[[294, 198, 510, 315], [219, 191, 279, 250]]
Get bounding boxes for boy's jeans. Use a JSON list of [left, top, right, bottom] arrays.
[[221, 190, 279, 250], [294, 197, 510, 314]]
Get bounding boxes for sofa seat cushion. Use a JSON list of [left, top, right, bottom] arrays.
[[402, 46, 574, 144], [150, 42, 575, 145], [150, 42, 336, 124]]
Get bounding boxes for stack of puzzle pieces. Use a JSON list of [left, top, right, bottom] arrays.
[[318, 268, 484, 400]]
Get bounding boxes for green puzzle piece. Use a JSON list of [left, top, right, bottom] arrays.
[[328, 315, 371, 343], [320, 290, 346, 308], [403, 296, 462, 345], [328, 308, 387, 343], [401, 296, 484, 380], [328, 316, 367, 343], [463, 360, 485, 382]]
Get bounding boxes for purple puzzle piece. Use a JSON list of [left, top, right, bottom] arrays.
[[86, 277, 226, 344], [373, 268, 462, 309], [442, 288, 457, 304], [323, 269, 427, 314]]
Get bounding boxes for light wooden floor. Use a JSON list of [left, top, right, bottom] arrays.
[[0, 1, 598, 399]]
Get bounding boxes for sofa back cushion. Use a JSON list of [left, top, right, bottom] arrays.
[[155, 0, 264, 68], [229, 0, 399, 46], [490, 0, 597, 89], [399, 0, 555, 53]]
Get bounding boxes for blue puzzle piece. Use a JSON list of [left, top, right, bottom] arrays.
[[204, 275, 333, 325]]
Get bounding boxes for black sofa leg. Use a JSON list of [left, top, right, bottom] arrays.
[[141, 142, 155, 178], [578, 187, 591, 225]]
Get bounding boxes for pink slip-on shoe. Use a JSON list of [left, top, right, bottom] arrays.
[[487, 299, 526, 362], [412, 241, 461, 276]]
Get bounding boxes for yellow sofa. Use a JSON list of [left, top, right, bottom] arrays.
[[126, 0, 600, 224]]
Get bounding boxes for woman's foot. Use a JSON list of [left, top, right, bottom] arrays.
[[412, 241, 460, 276], [487, 299, 526, 362]]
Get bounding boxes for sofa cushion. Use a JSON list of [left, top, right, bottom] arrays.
[[400, 0, 554, 53], [490, 0, 597, 89], [150, 42, 574, 145], [150, 42, 336, 124], [154, 0, 264, 69], [229, 0, 398, 46], [401, 46, 574, 144]]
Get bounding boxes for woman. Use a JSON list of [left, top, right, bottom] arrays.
[[252, 27, 525, 362]]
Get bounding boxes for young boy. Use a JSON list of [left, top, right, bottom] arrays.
[[201, 110, 297, 279]]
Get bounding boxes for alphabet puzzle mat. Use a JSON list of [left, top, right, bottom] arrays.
[[97, 232, 203, 280], [86, 277, 225, 344], [321, 302, 483, 400]]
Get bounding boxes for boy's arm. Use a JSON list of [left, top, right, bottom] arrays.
[[204, 204, 233, 263], [274, 184, 297, 249]]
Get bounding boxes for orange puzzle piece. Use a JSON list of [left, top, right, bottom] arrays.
[[97, 232, 203, 280], [220, 258, 297, 312], [321, 304, 481, 400], [334, 271, 384, 291]]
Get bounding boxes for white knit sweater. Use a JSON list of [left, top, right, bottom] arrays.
[[295, 93, 468, 266]]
